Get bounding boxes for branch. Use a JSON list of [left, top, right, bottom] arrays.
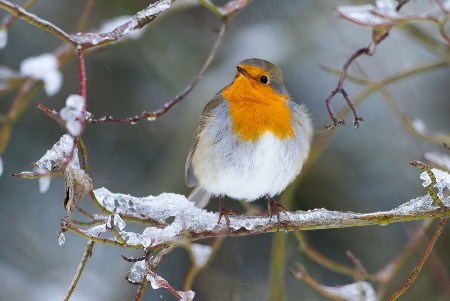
[[62, 240, 95, 301], [86, 19, 228, 124], [387, 217, 447, 301], [0, 0, 174, 49]]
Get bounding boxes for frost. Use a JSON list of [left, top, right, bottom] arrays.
[[58, 232, 66, 246], [142, 0, 172, 17], [99, 16, 144, 40], [36, 134, 79, 171], [127, 261, 146, 284], [38, 171, 51, 193], [0, 156, 3, 176], [107, 213, 126, 230], [0, 27, 7, 49], [320, 281, 376, 301], [424, 151, 450, 171], [81, 224, 107, 237], [60, 94, 85, 137], [20, 53, 62, 96], [191, 243, 212, 268], [147, 272, 167, 289], [178, 290, 195, 301], [420, 168, 450, 199]]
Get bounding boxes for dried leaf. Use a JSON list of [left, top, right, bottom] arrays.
[[64, 167, 93, 217]]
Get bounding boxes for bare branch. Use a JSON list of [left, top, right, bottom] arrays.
[[387, 218, 447, 301], [87, 20, 228, 124]]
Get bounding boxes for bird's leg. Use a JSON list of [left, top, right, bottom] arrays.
[[266, 196, 288, 227], [217, 196, 235, 229]]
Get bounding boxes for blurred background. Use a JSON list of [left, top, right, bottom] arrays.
[[1, 0, 450, 300]]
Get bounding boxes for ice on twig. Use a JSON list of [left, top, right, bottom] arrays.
[[420, 168, 450, 199], [81, 224, 108, 237], [0, 156, 3, 176], [178, 290, 195, 301], [127, 260, 146, 284], [320, 281, 377, 301], [191, 243, 213, 268], [37, 169, 51, 193], [58, 232, 66, 246], [0, 27, 7, 49], [36, 134, 79, 170], [60, 94, 85, 137], [98, 16, 145, 40], [20, 53, 62, 96], [107, 212, 126, 231]]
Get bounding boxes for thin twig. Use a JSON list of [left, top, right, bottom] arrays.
[[290, 264, 347, 301], [62, 240, 95, 301], [387, 218, 447, 301], [87, 20, 228, 124]]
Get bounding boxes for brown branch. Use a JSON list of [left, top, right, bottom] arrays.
[[387, 217, 447, 301], [0, 0, 174, 49], [62, 240, 95, 301], [87, 20, 228, 124], [410, 161, 445, 208]]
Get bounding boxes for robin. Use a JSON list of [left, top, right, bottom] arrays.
[[185, 58, 313, 226]]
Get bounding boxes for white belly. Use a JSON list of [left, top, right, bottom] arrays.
[[192, 131, 305, 200]]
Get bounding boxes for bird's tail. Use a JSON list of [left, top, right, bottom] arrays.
[[187, 185, 211, 208]]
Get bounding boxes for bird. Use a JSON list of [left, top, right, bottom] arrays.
[[185, 58, 313, 226]]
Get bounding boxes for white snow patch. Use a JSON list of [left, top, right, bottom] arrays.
[[191, 243, 212, 268], [420, 168, 450, 199], [127, 260, 146, 284], [38, 171, 51, 193], [20, 53, 62, 96], [81, 224, 107, 237], [320, 281, 377, 301], [178, 290, 195, 301], [60, 94, 85, 137], [107, 212, 126, 231], [0, 27, 7, 49], [35, 134, 79, 171], [58, 232, 65, 246], [99, 16, 144, 40]]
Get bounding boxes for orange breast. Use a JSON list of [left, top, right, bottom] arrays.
[[222, 76, 294, 141]]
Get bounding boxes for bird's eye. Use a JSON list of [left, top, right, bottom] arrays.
[[259, 75, 269, 84]]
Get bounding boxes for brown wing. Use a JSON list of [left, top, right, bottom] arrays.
[[185, 95, 225, 187]]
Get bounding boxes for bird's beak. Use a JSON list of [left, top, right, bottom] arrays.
[[236, 65, 249, 77]]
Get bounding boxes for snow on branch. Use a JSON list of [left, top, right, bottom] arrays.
[[63, 167, 450, 250]]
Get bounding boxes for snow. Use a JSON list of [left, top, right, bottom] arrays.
[[107, 213, 126, 231], [59, 94, 85, 137], [20, 53, 62, 96], [320, 281, 377, 301], [191, 243, 212, 268], [0, 27, 7, 49], [35, 134, 79, 171], [81, 224, 107, 237], [127, 261, 146, 284], [424, 151, 450, 171], [178, 290, 195, 301], [141, 0, 171, 17], [38, 171, 51, 193], [420, 168, 450, 199], [58, 232, 66, 246], [98, 16, 144, 40]]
